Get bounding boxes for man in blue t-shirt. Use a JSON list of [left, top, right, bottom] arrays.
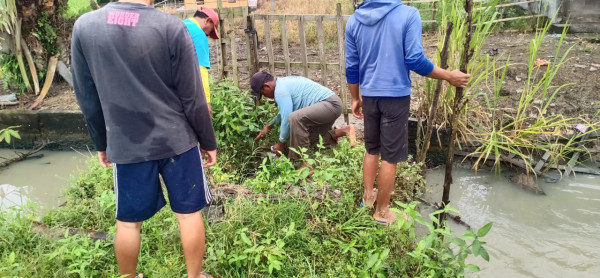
[[184, 7, 219, 113], [251, 71, 357, 170]]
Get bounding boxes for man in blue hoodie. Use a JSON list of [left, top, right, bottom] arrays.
[[345, 0, 469, 224]]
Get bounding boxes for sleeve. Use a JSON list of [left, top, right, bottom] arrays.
[[71, 22, 107, 151], [276, 94, 294, 143], [269, 114, 281, 126], [404, 10, 434, 76], [170, 23, 217, 151], [344, 19, 360, 84]]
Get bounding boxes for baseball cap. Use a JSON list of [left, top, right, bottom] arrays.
[[200, 7, 220, 40], [250, 71, 271, 100]]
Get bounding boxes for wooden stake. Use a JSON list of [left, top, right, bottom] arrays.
[[336, 3, 349, 124], [417, 22, 453, 165], [439, 0, 474, 226]]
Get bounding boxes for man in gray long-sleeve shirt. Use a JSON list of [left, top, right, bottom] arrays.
[[71, 1, 216, 277]]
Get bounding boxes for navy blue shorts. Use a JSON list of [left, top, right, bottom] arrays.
[[112, 146, 212, 222], [362, 96, 410, 164]]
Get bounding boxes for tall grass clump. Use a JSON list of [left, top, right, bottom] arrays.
[[415, 0, 499, 163], [466, 15, 600, 174]]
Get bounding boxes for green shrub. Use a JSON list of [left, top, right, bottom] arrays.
[[63, 0, 93, 19]]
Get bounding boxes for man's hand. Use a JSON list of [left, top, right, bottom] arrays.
[[201, 149, 217, 168], [207, 103, 212, 114], [352, 99, 364, 119], [254, 124, 272, 141], [97, 151, 113, 167], [271, 142, 286, 157], [447, 70, 470, 88]]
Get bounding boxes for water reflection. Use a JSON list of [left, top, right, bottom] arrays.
[[424, 167, 600, 278], [0, 150, 89, 215]]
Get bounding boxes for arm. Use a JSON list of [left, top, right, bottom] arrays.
[[348, 83, 363, 119], [426, 66, 470, 88], [170, 23, 217, 155], [345, 20, 363, 119], [403, 10, 435, 76], [404, 10, 469, 87], [276, 94, 294, 143], [71, 23, 110, 166], [199, 66, 212, 113]]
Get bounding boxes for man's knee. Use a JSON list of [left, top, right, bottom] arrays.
[[288, 111, 303, 125], [117, 220, 142, 231]]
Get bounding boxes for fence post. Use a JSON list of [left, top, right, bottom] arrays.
[[316, 15, 326, 85], [264, 15, 275, 73], [280, 16, 291, 75], [217, 0, 228, 80], [298, 15, 309, 77], [246, 15, 259, 76], [336, 3, 349, 124], [432, 1, 438, 30], [229, 10, 239, 86]]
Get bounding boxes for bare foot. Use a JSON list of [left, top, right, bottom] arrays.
[[373, 208, 397, 225], [361, 188, 377, 208], [298, 161, 314, 176], [347, 124, 357, 147]]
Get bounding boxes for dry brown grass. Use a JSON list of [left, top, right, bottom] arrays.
[[253, 0, 354, 47], [255, 0, 354, 15]]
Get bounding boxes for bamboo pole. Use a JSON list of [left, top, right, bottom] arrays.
[[336, 3, 349, 124], [280, 16, 291, 75], [298, 15, 308, 77], [439, 0, 474, 225], [316, 15, 326, 85]]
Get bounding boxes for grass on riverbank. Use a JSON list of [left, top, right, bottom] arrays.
[[0, 80, 492, 277]]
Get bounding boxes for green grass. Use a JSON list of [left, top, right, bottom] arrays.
[[0, 80, 492, 277], [63, 0, 93, 19]]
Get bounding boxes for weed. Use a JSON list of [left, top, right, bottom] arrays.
[[1, 78, 491, 277], [36, 12, 58, 56], [0, 54, 27, 94], [63, 0, 93, 19], [0, 125, 20, 144]]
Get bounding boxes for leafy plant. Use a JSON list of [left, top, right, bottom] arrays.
[[0, 54, 27, 93], [394, 201, 492, 276], [0, 125, 21, 144], [210, 79, 277, 181], [36, 12, 58, 56]]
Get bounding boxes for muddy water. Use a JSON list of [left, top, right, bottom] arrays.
[[424, 166, 600, 278], [0, 149, 89, 216]]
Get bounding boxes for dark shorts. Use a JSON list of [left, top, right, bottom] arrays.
[[112, 146, 212, 222], [362, 96, 411, 164]]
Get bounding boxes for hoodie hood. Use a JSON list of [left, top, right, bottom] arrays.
[[353, 0, 402, 26]]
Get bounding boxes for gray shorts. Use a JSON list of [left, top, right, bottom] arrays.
[[362, 96, 410, 163]]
